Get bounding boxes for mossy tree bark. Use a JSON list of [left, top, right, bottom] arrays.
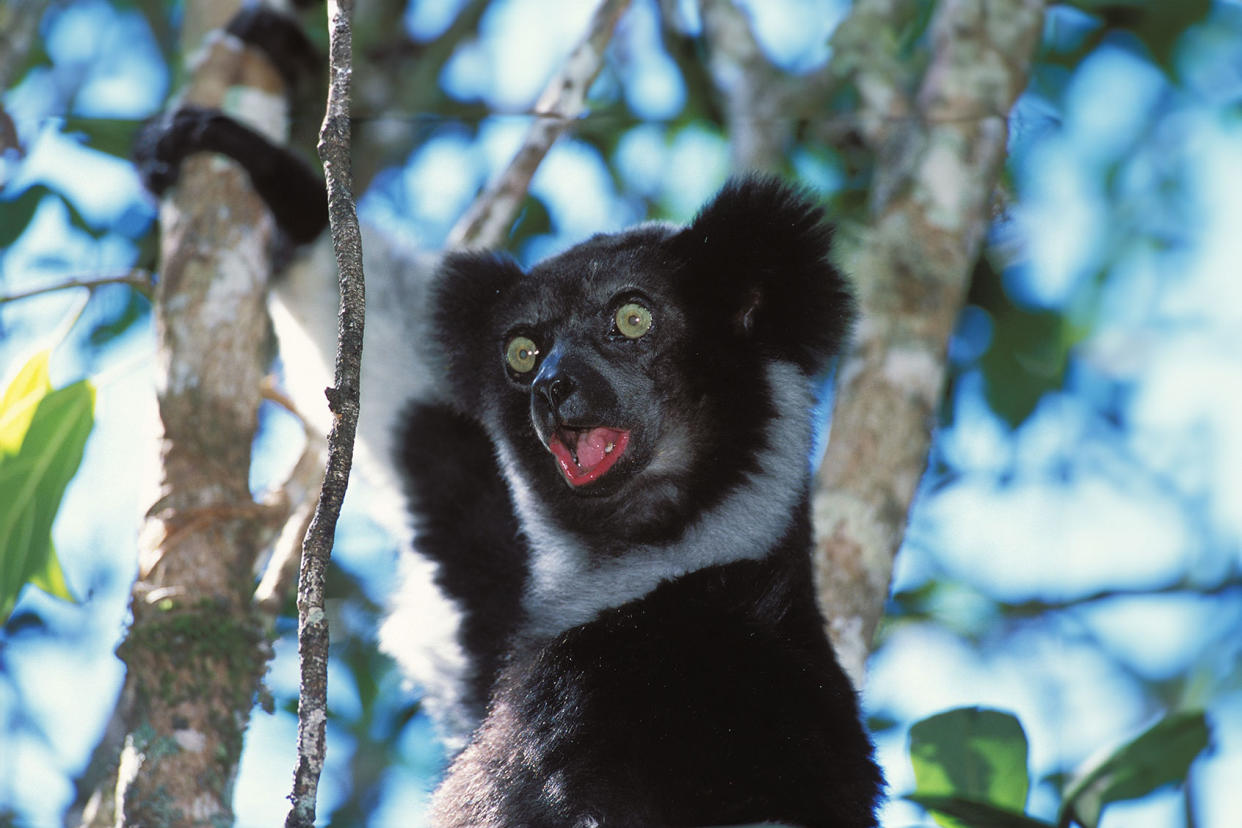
[[689, 0, 1046, 686], [77, 1, 297, 824], [813, 0, 1047, 684]]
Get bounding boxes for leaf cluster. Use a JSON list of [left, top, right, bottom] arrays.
[[0, 350, 93, 622], [906, 706, 1210, 828]]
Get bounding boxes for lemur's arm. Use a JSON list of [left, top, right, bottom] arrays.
[[135, 4, 531, 749], [136, 106, 327, 244], [388, 403, 530, 740]]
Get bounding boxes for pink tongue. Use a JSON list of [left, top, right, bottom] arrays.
[[576, 428, 618, 470]]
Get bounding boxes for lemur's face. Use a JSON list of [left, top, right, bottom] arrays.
[[505, 299, 644, 489], [499, 278, 684, 495], [431, 225, 751, 543], [484, 231, 716, 537], [432, 179, 856, 544]]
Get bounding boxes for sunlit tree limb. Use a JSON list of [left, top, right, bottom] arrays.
[[73, 1, 290, 823], [813, 0, 1048, 686], [447, 0, 634, 250]]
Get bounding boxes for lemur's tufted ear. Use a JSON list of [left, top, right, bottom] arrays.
[[671, 176, 856, 375], [429, 251, 525, 409]]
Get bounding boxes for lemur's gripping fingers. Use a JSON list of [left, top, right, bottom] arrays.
[[134, 106, 328, 244], [132, 5, 329, 245], [133, 107, 218, 196]]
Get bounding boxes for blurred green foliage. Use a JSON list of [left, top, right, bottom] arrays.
[[0, 351, 93, 621], [906, 706, 1211, 828]]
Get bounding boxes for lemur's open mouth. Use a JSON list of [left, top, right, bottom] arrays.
[[547, 426, 629, 487]]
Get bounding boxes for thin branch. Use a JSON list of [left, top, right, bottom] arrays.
[[698, 0, 784, 172], [999, 575, 1242, 620], [0, 271, 154, 304], [446, 0, 633, 250], [254, 471, 321, 617], [254, 379, 327, 619], [286, 0, 365, 823], [696, 0, 848, 173]]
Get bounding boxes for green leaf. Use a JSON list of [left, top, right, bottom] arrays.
[[0, 350, 53, 455], [0, 186, 97, 248], [62, 116, 144, 161], [0, 377, 94, 622], [1058, 0, 1212, 67], [0, 186, 45, 249], [87, 285, 152, 349], [507, 194, 553, 250], [1061, 710, 1210, 828], [0, 460, 38, 620], [28, 540, 76, 604], [906, 795, 1054, 828], [909, 707, 1031, 828], [967, 258, 1082, 428]]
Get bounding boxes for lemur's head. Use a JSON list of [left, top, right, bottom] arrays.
[[430, 177, 854, 545]]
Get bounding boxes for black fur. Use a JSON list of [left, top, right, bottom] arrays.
[[403, 177, 883, 825], [224, 5, 321, 93], [432, 534, 880, 828], [134, 7, 883, 821], [394, 403, 528, 727], [135, 107, 328, 245]]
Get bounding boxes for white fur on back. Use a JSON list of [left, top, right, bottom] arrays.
[[270, 227, 472, 748], [269, 228, 443, 537], [378, 551, 474, 752]]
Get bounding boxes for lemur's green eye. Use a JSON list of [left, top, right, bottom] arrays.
[[505, 336, 540, 373], [615, 302, 652, 339]]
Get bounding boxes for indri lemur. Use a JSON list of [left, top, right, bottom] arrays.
[[138, 6, 883, 825]]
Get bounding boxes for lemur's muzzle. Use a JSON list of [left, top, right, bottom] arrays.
[[530, 343, 630, 487]]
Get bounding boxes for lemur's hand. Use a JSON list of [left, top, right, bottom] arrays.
[[132, 6, 327, 245]]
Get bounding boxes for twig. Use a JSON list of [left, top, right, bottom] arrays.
[[0, 270, 154, 304], [285, 0, 365, 825], [446, 0, 633, 250], [254, 379, 328, 619], [698, 0, 783, 172], [996, 575, 1242, 620], [697, 0, 847, 173]]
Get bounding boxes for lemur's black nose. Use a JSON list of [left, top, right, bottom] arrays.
[[532, 343, 576, 415], [536, 373, 575, 412]]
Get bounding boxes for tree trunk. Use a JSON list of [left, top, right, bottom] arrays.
[[813, 0, 1047, 684], [77, 2, 293, 823]]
